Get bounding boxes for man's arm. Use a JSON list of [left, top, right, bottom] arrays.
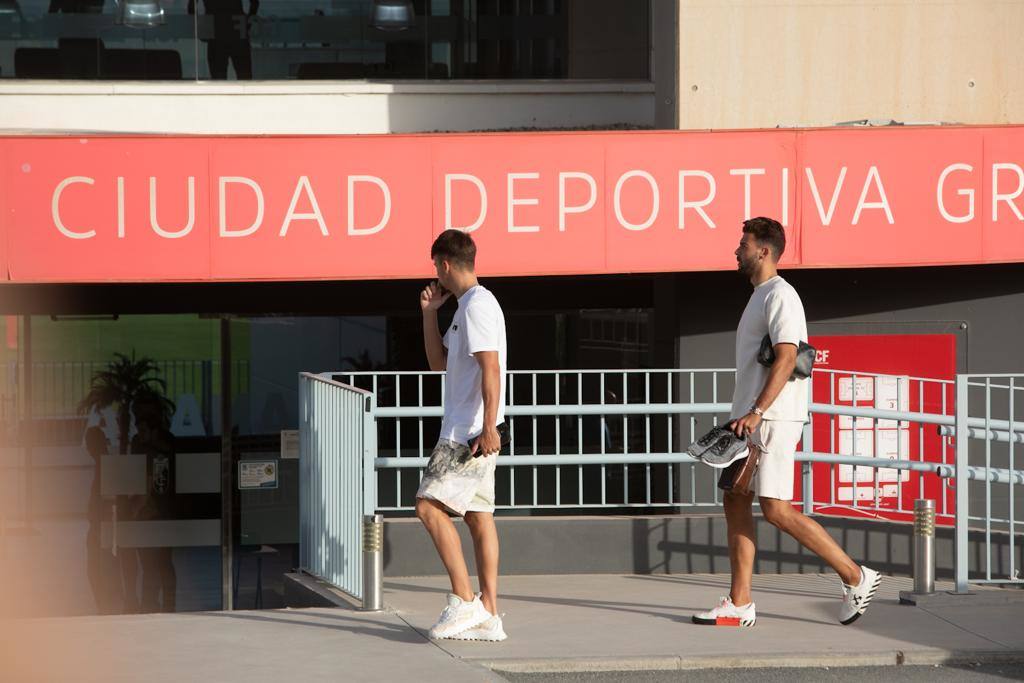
[[420, 282, 450, 371], [470, 350, 501, 456], [732, 343, 797, 437]]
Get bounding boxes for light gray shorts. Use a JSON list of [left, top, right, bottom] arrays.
[[416, 439, 497, 516]]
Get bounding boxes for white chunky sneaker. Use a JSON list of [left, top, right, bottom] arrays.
[[428, 593, 491, 640], [839, 565, 881, 625], [692, 596, 756, 627], [450, 613, 508, 642]]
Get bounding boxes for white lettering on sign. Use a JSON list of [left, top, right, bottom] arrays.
[[729, 168, 765, 222], [347, 175, 391, 236], [149, 177, 196, 238], [52, 176, 96, 239], [507, 172, 540, 233], [815, 349, 830, 365], [219, 176, 265, 238], [280, 176, 328, 237], [852, 166, 894, 225], [558, 172, 597, 232], [992, 163, 1024, 221], [936, 163, 974, 224], [677, 170, 716, 229], [445, 173, 487, 233], [614, 170, 659, 231], [48, 161, 1023, 244]]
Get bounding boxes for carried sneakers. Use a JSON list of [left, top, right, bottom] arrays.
[[449, 613, 508, 642], [839, 565, 881, 625], [428, 593, 492, 640], [692, 596, 756, 627], [700, 433, 750, 469], [687, 425, 732, 458]]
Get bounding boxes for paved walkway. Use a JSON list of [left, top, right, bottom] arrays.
[[3, 574, 1022, 682]]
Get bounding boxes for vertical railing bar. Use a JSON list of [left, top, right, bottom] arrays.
[[942, 382, 949, 516], [830, 373, 836, 507], [985, 377, 992, 581], [509, 374, 516, 506], [600, 373, 606, 506], [1009, 377, 1016, 582], [852, 372, 860, 510], [689, 372, 696, 505], [955, 374, 969, 593], [578, 372, 583, 506], [555, 373, 561, 507], [645, 372, 651, 505], [532, 373, 538, 507], [668, 372, 674, 506], [622, 371, 628, 505]]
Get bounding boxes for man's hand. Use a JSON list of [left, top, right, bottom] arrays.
[[470, 425, 501, 458], [732, 412, 762, 439], [420, 281, 451, 312]]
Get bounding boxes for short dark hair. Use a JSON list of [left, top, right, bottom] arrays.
[[742, 217, 786, 260], [430, 229, 476, 271]]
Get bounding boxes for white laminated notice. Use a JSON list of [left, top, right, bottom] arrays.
[[838, 376, 874, 402]]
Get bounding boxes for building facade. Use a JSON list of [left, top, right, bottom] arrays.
[[0, 0, 1022, 617]]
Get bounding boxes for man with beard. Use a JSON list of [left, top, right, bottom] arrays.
[[693, 216, 880, 628]]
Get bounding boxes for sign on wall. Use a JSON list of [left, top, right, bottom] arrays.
[[2, 126, 1022, 282]]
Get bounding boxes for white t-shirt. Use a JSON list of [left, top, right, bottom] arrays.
[[438, 285, 507, 445], [730, 275, 809, 422]]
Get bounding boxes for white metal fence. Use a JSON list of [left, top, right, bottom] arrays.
[[298, 373, 376, 601], [299, 368, 1023, 602]]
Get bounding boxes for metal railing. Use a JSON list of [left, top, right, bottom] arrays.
[[299, 368, 1024, 603], [298, 372, 376, 603]]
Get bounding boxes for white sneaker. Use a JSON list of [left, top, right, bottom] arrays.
[[692, 596, 756, 627], [427, 593, 491, 640], [449, 613, 508, 642], [839, 565, 881, 625]]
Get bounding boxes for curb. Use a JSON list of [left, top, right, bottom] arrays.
[[473, 649, 1024, 674]]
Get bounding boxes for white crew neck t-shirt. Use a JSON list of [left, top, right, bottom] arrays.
[[438, 285, 507, 445], [730, 275, 809, 422]]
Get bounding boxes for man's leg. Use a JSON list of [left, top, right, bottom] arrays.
[[415, 497, 474, 601], [760, 497, 861, 585], [464, 511, 499, 615], [724, 490, 756, 605]]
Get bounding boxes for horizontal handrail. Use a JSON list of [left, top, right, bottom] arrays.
[[374, 451, 1024, 485]]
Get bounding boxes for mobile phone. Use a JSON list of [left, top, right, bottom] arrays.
[[468, 423, 511, 455], [435, 281, 449, 295]]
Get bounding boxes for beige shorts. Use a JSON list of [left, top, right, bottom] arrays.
[[750, 420, 805, 501], [416, 439, 497, 516]]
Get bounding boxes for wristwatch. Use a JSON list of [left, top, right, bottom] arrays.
[[751, 405, 765, 417]]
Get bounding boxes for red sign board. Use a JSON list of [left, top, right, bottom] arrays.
[[796, 334, 958, 524], [2, 126, 1023, 283]]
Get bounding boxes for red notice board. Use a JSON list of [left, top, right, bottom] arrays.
[[793, 334, 957, 524]]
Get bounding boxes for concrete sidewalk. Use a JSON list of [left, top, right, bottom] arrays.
[[2, 574, 1022, 682], [387, 574, 1024, 674]]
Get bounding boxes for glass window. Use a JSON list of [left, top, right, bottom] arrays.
[[3, 314, 225, 617], [0, 0, 650, 80]]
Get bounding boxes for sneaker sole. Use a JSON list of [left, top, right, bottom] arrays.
[[840, 574, 881, 626], [700, 448, 750, 469], [448, 631, 508, 642], [692, 615, 755, 627], [429, 613, 492, 640]]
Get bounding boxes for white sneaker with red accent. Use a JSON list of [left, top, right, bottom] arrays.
[[692, 596, 756, 627]]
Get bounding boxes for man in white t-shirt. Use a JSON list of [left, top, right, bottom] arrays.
[[415, 229, 508, 642], [692, 217, 881, 629]]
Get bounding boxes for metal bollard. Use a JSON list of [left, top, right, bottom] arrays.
[[361, 514, 383, 611], [912, 499, 936, 595]]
